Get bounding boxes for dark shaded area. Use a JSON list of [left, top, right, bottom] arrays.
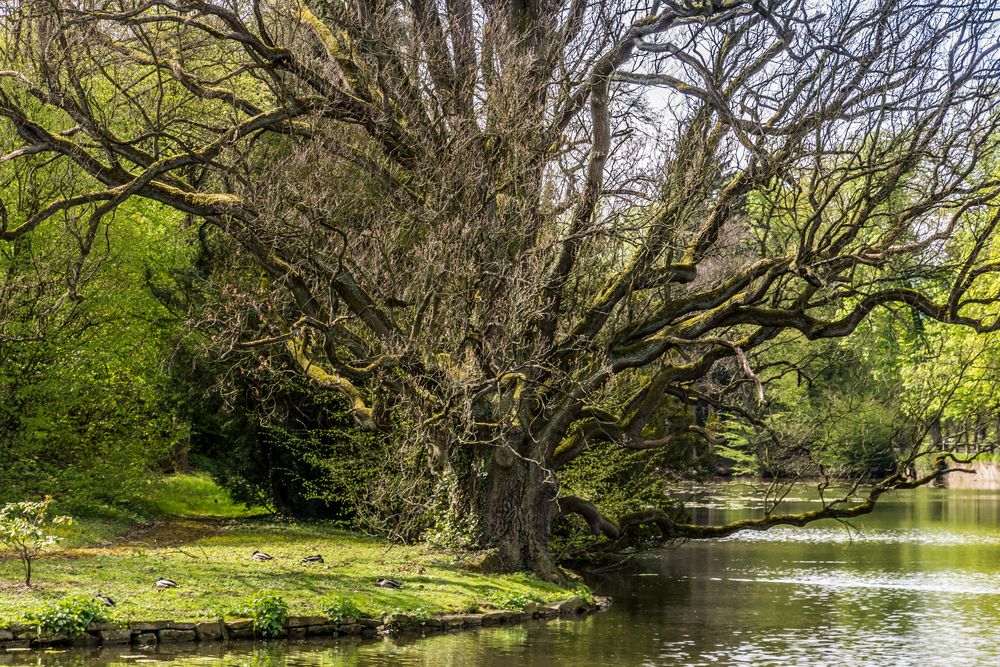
[[171, 349, 372, 519]]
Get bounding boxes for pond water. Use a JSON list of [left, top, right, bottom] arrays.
[[7, 484, 1000, 666]]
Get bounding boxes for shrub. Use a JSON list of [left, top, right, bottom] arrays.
[[320, 595, 364, 621], [233, 592, 288, 638], [29, 595, 110, 636], [0, 497, 72, 586], [379, 605, 431, 625], [487, 591, 541, 611], [572, 584, 596, 605]]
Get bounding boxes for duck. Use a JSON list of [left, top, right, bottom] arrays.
[[155, 577, 179, 589], [301, 554, 324, 564], [95, 594, 116, 607], [375, 578, 402, 589], [252, 550, 274, 561]]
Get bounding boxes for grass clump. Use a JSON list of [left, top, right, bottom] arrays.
[[379, 605, 431, 625], [572, 584, 596, 605]]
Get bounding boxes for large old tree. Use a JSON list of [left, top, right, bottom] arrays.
[[2, 0, 1000, 578]]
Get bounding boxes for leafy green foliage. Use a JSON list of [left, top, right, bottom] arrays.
[[234, 592, 289, 638], [423, 489, 479, 551], [487, 591, 541, 610], [27, 595, 109, 636], [0, 199, 191, 513], [572, 585, 596, 605], [173, 338, 384, 519], [379, 605, 431, 624], [0, 497, 72, 585], [714, 417, 760, 477], [320, 595, 365, 621], [554, 435, 688, 558]]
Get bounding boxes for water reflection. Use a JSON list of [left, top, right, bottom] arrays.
[[4, 485, 1000, 666]]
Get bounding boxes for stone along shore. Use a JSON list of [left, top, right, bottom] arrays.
[[0, 596, 611, 651]]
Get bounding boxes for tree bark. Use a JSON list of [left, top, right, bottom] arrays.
[[477, 443, 562, 582]]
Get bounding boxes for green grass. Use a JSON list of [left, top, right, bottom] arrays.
[[145, 473, 268, 518], [0, 520, 569, 625], [0, 475, 572, 625]]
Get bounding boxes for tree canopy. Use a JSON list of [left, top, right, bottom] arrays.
[[2, 0, 1000, 579]]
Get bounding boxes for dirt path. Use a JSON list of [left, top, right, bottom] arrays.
[[55, 517, 229, 558], [110, 518, 226, 547]]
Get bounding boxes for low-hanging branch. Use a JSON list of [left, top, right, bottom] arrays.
[[561, 460, 974, 544]]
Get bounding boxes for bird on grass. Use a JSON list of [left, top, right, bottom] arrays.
[[95, 594, 116, 607], [376, 578, 402, 589], [252, 550, 274, 562], [301, 554, 324, 564], [155, 577, 178, 590]]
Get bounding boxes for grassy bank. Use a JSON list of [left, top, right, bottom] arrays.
[[0, 476, 575, 625]]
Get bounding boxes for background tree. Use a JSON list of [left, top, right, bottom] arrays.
[[0, 149, 189, 511], [2, 0, 1000, 579]]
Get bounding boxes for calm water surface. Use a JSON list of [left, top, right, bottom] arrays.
[[8, 485, 1000, 666]]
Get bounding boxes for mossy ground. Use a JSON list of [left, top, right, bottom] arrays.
[[0, 475, 573, 625]]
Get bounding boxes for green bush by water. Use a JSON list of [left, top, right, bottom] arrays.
[[28, 595, 110, 636], [320, 595, 365, 621], [233, 592, 288, 638]]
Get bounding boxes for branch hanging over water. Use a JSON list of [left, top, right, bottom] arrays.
[[561, 462, 974, 545]]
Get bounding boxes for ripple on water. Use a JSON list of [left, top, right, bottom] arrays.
[[726, 567, 1000, 596], [720, 526, 1000, 546]]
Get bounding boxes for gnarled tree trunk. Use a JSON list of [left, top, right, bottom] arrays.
[[480, 444, 561, 581]]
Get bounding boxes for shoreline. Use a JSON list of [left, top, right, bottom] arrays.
[[0, 595, 611, 653]]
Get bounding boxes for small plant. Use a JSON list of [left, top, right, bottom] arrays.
[[572, 584, 596, 605], [0, 496, 72, 586], [28, 595, 110, 637], [379, 605, 431, 625], [321, 595, 364, 622], [423, 503, 478, 551], [487, 591, 541, 610], [407, 605, 432, 623], [233, 592, 289, 638]]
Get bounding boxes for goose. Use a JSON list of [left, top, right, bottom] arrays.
[[155, 577, 178, 589], [252, 550, 274, 562], [95, 594, 116, 607], [301, 554, 324, 564], [375, 578, 402, 589]]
